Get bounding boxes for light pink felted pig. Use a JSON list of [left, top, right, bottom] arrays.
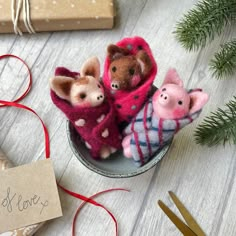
[[122, 68, 209, 166], [50, 57, 122, 159]]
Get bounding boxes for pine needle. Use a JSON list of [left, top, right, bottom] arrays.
[[174, 0, 236, 51], [195, 96, 236, 146], [210, 40, 236, 79]]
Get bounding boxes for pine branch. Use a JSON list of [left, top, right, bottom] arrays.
[[195, 96, 236, 146], [174, 0, 236, 51], [210, 40, 236, 79]]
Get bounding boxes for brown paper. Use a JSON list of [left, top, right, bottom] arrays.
[[0, 0, 115, 33], [0, 158, 62, 234], [0, 149, 44, 236]]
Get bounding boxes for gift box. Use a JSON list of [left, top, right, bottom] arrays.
[[0, 0, 115, 34], [0, 149, 44, 236]]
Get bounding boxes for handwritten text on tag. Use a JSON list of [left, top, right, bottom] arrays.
[[0, 159, 62, 233]]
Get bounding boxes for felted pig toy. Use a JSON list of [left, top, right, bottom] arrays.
[[122, 69, 209, 166], [103, 36, 158, 125], [107, 44, 152, 91], [50, 57, 122, 159]]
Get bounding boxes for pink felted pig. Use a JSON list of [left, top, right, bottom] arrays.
[[122, 69, 209, 166], [50, 57, 121, 159]]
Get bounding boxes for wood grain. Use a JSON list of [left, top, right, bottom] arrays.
[[0, 0, 235, 235]]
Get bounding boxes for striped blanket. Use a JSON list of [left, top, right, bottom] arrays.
[[124, 99, 201, 166]]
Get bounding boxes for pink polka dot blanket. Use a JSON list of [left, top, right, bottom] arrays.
[[50, 67, 122, 159], [103, 36, 158, 125]]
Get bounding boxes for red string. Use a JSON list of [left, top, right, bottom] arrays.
[[0, 54, 32, 107], [71, 188, 130, 236], [59, 185, 129, 236], [0, 54, 129, 236], [0, 100, 50, 158]]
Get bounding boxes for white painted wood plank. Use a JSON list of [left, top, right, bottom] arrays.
[[0, 33, 51, 149], [37, 158, 155, 236], [216, 170, 236, 236], [36, 0, 209, 235], [0, 1, 158, 235], [132, 16, 236, 236], [0, 0, 235, 235]]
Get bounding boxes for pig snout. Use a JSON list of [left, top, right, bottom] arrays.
[[158, 92, 171, 106], [111, 81, 120, 90], [96, 93, 104, 100], [91, 92, 104, 106]]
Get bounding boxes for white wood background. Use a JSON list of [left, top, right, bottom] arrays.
[[0, 0, 236, 235]]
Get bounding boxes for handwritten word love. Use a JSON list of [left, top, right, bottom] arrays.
[[1, 187, 48, 215]]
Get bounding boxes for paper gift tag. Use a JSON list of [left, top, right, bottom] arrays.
[[0, 149, 44, 236], [0, 159, 62, 233]]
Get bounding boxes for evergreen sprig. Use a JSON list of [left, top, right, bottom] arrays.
[[210, 40, 236, 79], [195, 96, 236, 146], [174, 0, 236, 51]]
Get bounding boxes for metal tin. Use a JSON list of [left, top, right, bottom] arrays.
[[67, 121, 171, 178]]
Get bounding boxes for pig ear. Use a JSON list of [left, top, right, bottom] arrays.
[[189, 91, 209, 114], [136, 51, 152, 77], [107, 44, 130, 61], [50, 76, 74, 101], [162, 68, 183, 87], [80, 57, 100, 80]]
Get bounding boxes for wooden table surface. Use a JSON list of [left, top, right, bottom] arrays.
[[0, 0, 236, 235]]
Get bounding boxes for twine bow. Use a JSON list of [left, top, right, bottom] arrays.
[[11, 0, 35, 35]]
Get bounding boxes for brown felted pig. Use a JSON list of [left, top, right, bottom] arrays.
[[107, 44, 152, 91]]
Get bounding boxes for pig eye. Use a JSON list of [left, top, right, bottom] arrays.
[[178, 100, 183, 105], [79, 93, 86, 99], [97, 84, 101, 88], [112, 66, 117, 72], [129, 68, 135, 75], [162, 88, 166, 91]]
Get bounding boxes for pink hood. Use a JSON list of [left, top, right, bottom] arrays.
[[103, 36, 158, 124]]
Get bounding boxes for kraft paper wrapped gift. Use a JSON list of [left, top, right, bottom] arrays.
[[0, 0, 115, 34], [0, 149, 44, 236]]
